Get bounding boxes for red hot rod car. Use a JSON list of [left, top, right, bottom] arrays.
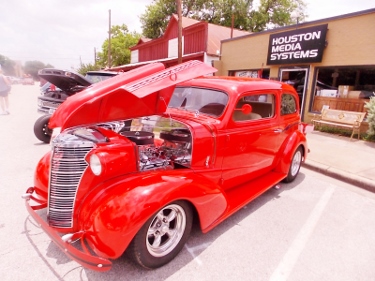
[[23, 60, 308, 271]]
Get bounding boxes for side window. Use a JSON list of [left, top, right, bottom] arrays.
[[281, 94, 297, 115], [232, 93, 275, 122]]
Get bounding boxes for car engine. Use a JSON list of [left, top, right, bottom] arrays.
[[121, 128, 192, 171]]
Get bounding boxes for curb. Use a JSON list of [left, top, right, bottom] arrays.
[[302, 160, 375, 194]]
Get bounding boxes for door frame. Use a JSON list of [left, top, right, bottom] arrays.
[[279, 67, 310, 116]]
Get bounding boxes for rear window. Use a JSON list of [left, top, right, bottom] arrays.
[[85, 73, 116, 83], [281, 94, 297, 115]]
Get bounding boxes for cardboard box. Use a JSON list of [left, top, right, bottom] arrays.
[[348, 91, 364, 99], [338, 85, 354, 98], [320, 89, 338, 97]]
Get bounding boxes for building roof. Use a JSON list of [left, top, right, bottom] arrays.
[[108, 52, 205, 72], [135, 37, 152, 45], [206, 21, 249, 55], [131, 14, 250, 55]]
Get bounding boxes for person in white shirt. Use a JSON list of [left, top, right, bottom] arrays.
[[0, 70, 11, 115]]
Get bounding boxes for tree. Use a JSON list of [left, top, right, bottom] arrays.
[[140, 0, 307, 39], [365, 95, 375, 138], [96, 24, 141, 68], [24, 61, 53, 80], [249, 0, 307, 32], [140, 0, 178, 39], [0, 55, 17, 76], [75, 63, 101, 76]]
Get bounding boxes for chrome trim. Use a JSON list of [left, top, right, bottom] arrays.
[[40, 100, 62, 109], [21, 193, 32, 200]]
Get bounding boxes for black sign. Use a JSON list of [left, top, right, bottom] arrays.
[[267, 24, 328, 65]]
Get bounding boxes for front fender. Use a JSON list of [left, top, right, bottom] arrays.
[[33, 151, 51, 201], [78, 170, 227, 259]]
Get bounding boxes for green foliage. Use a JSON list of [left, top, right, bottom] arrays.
[[24, 61, 51, 80], [1, 54, 52, 79], [76, 63, 101, 76], [315, 125, 354, 138], [249, 0, 306, 32], [315, 124, 375, 142], [0, 54, 6, 65], [96, 24, 141, 68], [140, 0, 176, 39], [0, 55, 17, 76], [363, 134, 375, 142], [364, 94, 375, 136], [140, 0, 307, 39]]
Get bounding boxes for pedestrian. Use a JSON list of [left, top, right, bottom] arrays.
[[0, 69, 11, 115]]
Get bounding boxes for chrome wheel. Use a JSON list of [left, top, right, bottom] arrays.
[[283, 147, 303, 183], [290, 149, 302, 177], [127, 201, 192, 269], [146, 204, 186, 257]]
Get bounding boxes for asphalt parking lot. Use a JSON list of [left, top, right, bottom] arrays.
[[1, 84, 375, 281]]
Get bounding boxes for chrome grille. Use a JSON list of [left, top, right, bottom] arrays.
[[41, 100, 61, 108], [48, 138, 94, 228]]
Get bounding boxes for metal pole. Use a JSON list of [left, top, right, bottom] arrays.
[[176, 0, 182, 64], [108, 9, 112, 68], [231, 14, 234, 38]]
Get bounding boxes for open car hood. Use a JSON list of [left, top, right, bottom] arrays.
[[38, 68, 92, 91], [49, 60, 217, 131]]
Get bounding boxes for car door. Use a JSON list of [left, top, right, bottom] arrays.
[[220, 91, 285, 190]]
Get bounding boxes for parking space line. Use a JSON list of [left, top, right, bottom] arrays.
[[269, 185, 335, 281], [185, 243, 212, 265]]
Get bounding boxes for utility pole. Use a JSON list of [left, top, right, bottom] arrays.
[[231, 14, 234, 38], [108, 9, 112, 68], [176, 0, 182, 64]]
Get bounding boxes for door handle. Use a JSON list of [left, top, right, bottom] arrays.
[[273, 129, 283, 133]]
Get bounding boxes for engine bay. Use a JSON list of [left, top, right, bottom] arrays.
[[120, 117, 192, 171], [55, 116, 193, 173]]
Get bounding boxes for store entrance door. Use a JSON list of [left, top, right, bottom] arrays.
[[279, 68, 309, 114]]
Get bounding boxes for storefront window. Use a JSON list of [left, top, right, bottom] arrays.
[[229, 69, 270, 79], [310, 66, 375, 113]]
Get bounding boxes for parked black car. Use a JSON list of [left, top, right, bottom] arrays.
[[35, 69, 118, 143]]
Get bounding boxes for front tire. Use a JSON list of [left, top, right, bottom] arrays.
[[34, 115, 52, 143], [283, 147, 303, 183], [127, 201, 193, 269]]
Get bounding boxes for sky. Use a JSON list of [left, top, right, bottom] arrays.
[[0, 0, 374, 71]]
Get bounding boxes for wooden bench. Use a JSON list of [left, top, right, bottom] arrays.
[[312, 108, 366, 139]]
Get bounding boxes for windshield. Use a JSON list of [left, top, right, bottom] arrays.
[[168, 87, 228, 117], [84, 73, 116, 83]]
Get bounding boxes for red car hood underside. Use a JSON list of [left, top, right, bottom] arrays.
[[49, 60, 217, 130]]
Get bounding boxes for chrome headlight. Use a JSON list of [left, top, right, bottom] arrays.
[[90, 154, 102, 176], [50, 127, 62, 145]]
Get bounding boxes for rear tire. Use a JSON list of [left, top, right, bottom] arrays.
[[283, 147, 303, 183], [127, 201, 192, 269], [34, 115, 52, 143]]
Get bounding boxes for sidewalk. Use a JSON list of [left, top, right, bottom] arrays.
[[303, 131, 375, 193]]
